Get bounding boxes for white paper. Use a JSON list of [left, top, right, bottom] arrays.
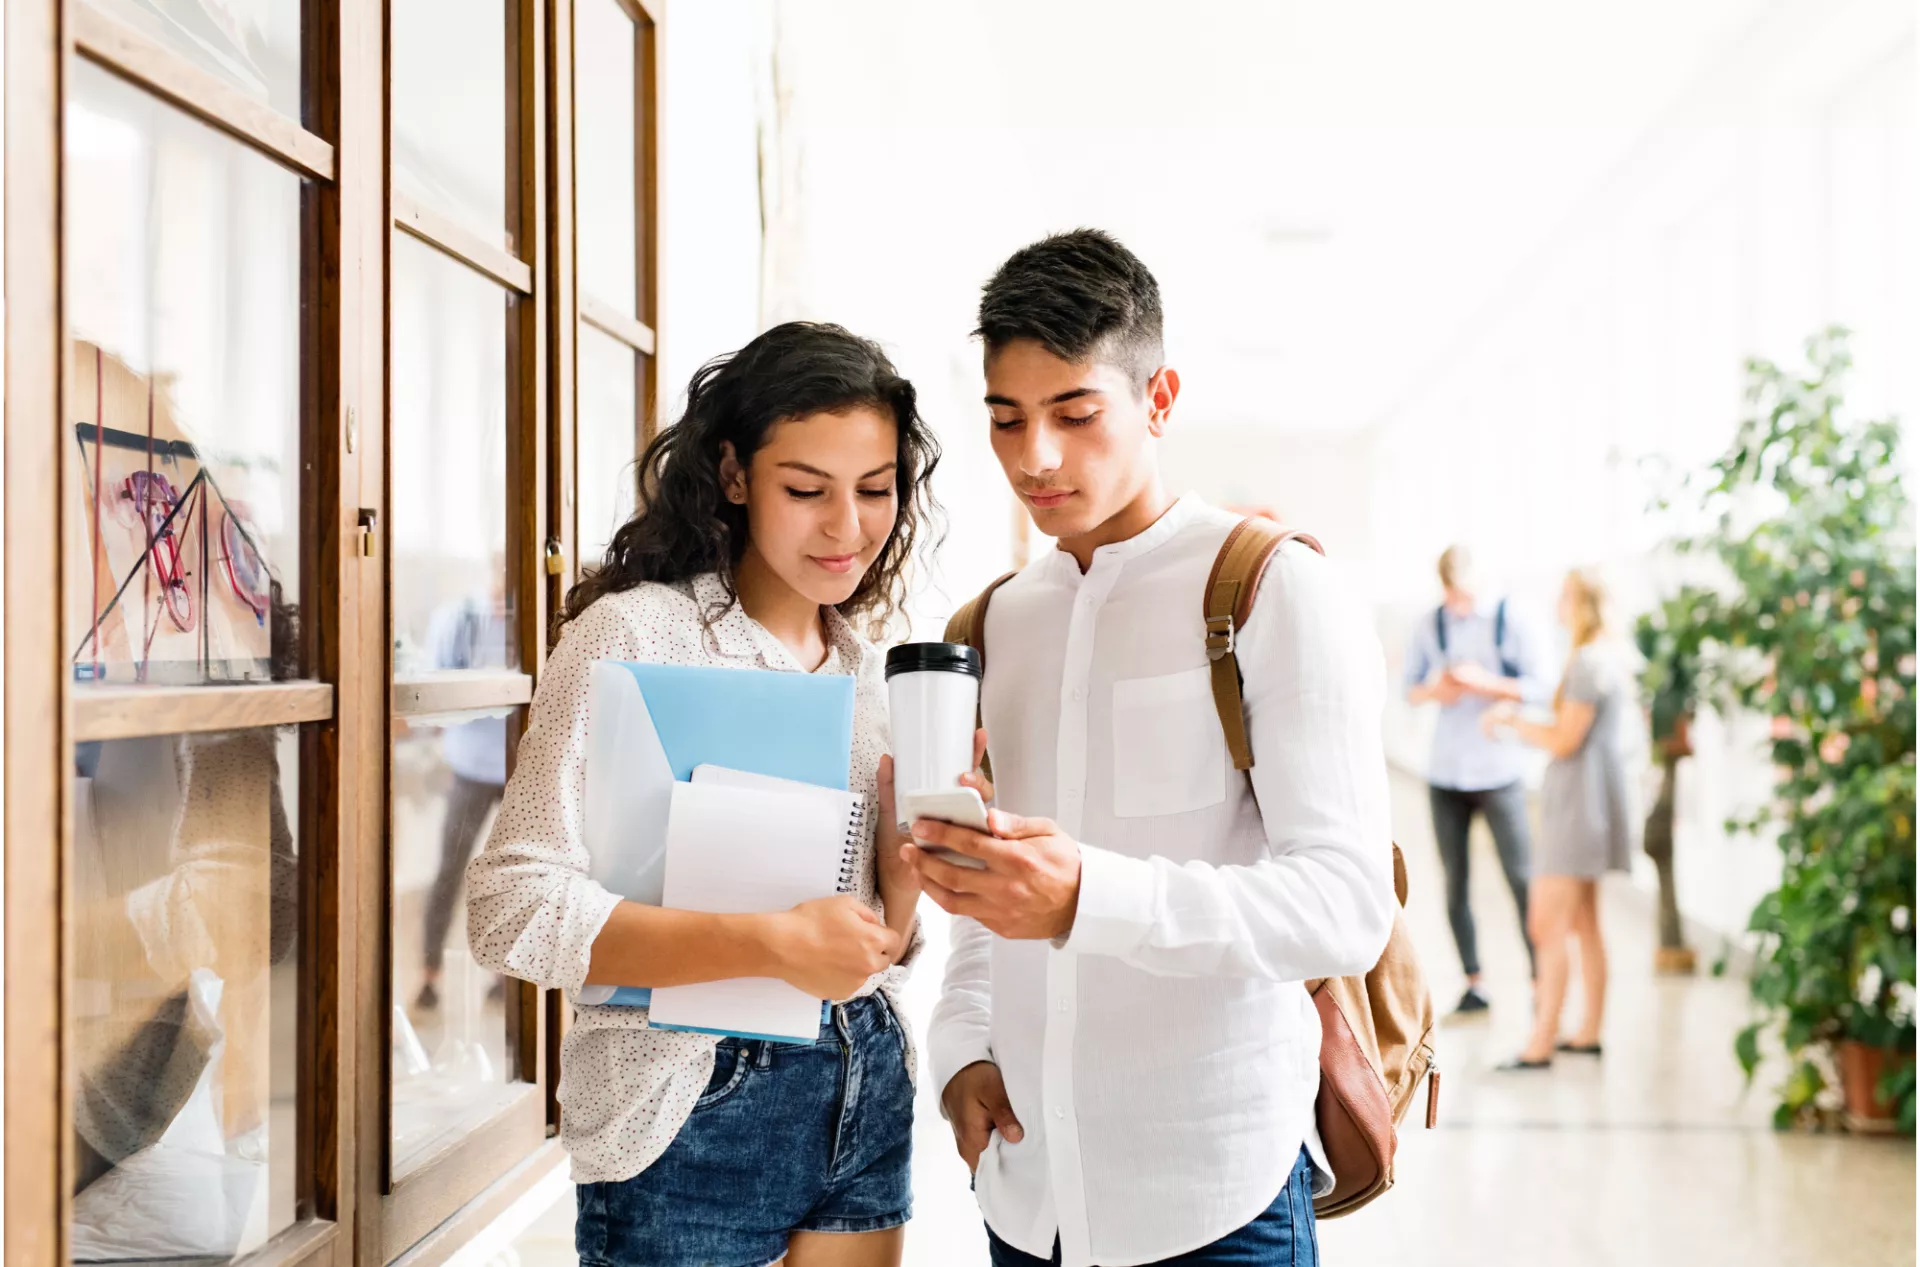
[[645, 778, 853, 1042]]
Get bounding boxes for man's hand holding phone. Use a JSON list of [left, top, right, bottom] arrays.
[[901, 728, 1085, 942]]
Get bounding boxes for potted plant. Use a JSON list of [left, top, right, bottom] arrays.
[[1661, 328, 1915, 1132]]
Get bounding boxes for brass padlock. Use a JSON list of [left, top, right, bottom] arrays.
[[357, 508, 378, 558], [544, 538, 567, 576]]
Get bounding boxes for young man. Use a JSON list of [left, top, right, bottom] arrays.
[[902, 230, 1396, 1267], [1403, 544, 1548, 1017]]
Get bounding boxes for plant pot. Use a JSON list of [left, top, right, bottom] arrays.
[[1653, 945, 1697, 975], [1835, 1040, 1914, 1134]]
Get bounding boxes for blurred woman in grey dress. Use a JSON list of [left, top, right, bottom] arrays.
[[1482, 569, 1637, 1069]]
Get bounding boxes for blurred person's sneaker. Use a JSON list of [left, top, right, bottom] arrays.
[[1447, 985, 1491, 1020]]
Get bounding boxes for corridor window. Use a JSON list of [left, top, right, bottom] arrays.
[[390, 234, 518, 678], [391, 0, 510, 250], [70, 727, 303, 1261], [66, 61, 303, 687], [571, 0, 657, 574]]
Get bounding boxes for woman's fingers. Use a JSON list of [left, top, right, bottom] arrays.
[[960, 768, 996, 803]]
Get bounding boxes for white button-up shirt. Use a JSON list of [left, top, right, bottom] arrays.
[[927, 496, 1395, 1267]]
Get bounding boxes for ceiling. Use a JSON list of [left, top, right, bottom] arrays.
[[767, 0, 1881, 434]]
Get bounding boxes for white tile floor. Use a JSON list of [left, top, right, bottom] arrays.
[[493, 773, 1915, 1266]]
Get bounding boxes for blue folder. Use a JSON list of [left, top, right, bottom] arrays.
[[618, 660, 854, 789], [590, 661, 855, 1010]]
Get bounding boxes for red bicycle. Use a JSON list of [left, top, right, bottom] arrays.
[[113, 470, 196, 633], [219, 499, 271, 625]]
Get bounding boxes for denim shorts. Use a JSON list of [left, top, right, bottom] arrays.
[[575, 994, 914, 1267], [986, 1147, 1319, 1267]]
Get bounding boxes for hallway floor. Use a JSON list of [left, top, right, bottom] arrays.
[[501, 772, 1914, 1267]]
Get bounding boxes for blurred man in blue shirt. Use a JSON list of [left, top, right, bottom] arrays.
[[1404, 545, 1547, 1017], [415, 570, 511, 1011]]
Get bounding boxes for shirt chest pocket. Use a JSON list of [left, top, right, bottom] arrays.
[[1110, 666, 1228, 818]]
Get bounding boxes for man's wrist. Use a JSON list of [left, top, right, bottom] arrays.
[[1048, 847, 1084, 941]]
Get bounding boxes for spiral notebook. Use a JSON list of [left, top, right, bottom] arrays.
[[643, 765, 863, 1042]]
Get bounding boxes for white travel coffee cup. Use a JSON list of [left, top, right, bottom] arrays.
[[885, 642, 983, 817]]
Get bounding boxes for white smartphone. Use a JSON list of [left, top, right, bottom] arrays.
[[898, 786, 990, 870]]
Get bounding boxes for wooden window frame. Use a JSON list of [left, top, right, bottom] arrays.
[[5, 0, 663, 1262], [366, 0, 558, 1257], [8, 2, 363, 1266], [555, 0, 661, 597]]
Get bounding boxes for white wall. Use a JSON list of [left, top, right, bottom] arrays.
[[1357, 1, 1917, 939], [752, 0, 1914, 940], [655, 0, 775, 422]]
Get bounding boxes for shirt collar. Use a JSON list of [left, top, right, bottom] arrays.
[[688, 571, 873, 676], [1046, 492, 1207, 576], [1442, 595, 1500, 622]]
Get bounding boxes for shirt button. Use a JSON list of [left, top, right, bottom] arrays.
[[1070, 685, 1085, 701], [1054, 1107, 1066, 1120], [1058, 999, 1069, 1013]]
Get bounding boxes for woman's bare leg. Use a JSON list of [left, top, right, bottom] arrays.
[[1569, 879, 1606, 1046], [781, 1227, 905, 1267], [1521, 876, 1581, 1061]]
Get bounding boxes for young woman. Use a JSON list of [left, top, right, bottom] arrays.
[[1483, 568, 1637, 1070], [466, 323, 940, 1267]]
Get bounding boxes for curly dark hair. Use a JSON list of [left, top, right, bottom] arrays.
[[559, 322, 941, 640]]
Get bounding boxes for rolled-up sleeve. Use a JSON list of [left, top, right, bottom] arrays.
[[465, 602, 630, 993], [1062, 544, 1396, 982]]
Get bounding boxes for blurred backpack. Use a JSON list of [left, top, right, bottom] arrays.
[[945, 517, 1439, 1218]]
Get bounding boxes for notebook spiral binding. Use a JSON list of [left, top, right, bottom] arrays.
[[836, 801, 863, 892]]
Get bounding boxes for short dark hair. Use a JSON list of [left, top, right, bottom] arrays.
[[975, 228, 1164, 389]]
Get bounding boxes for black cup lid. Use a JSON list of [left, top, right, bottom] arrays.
[[885, 641, 982, 680]]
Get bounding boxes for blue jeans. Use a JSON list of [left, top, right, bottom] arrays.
[[575, 995, 913, 1267], [985, 1147, 1320, 1267], [1429, 780, 1535, 978]]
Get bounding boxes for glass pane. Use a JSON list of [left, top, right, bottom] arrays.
[[392, 0, 510, 249], [90, 0, 303, 120], [391, 232, 518, 676], [71, 727, 301, 1262], [575, 0, 638, 315], [577, 324, 640, 571], [390, 708, 520, 1176], [66, 61, 303, 687]]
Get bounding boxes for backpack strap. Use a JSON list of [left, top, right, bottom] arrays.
[[1494, 596, 1523, 679], [944, 571, 1018, 779], [943, 571, 1018, 659], [1204, 519, 1325, 771]]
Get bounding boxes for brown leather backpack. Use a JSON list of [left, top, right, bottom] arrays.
[[944, 517, 1439, 1218]]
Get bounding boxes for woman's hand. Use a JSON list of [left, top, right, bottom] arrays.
[[763, 896, 901, 1000], [959, 727, 994, 805], [1481, 702, 1519, 738], [875, 754, 919, 900]]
